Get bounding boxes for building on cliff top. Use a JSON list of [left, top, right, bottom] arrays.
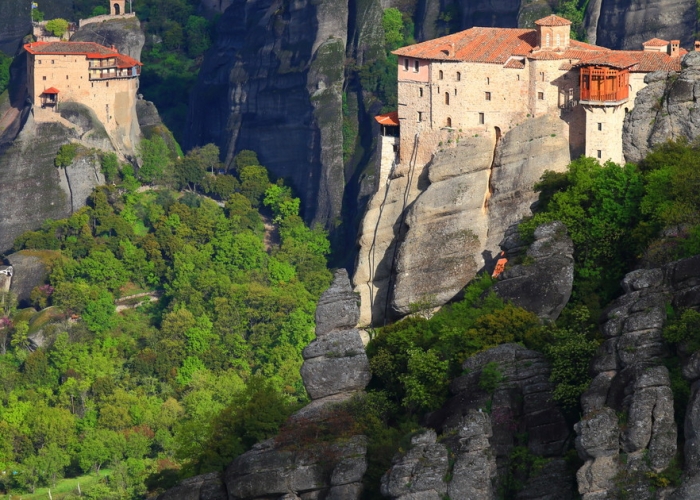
[[378, 14, 687, 171], [24, 40, 142, 139]]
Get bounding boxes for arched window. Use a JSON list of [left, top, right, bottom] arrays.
[[456, 72, 461, 81], [446, 117, 452, 127], [114, 3, 120, 14], [439, 70, 444, 80], [445, 92, 450, 105]]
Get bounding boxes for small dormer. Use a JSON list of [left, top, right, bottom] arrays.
[[535, 14, 571, 51]]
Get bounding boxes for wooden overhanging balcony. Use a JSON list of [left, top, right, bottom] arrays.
[[580, 66, 630, 105], [89, 66, 141, 80]]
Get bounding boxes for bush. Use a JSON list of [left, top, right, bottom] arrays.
[[45, 19, 69, 38], [54, 143, 79, 168]]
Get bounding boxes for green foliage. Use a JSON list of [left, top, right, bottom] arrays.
[[45, 18, 70, 38], [382, 8, 405, 50], [5, 149, 332, 496], [234, 149, 260, 172], [520, 157, 645, 312], [0, 53, 11, 96], [554, 0, 587, 40], [100, 152, 120, 183], [544, 307, 600, 408], [31, 8, 44, 22], [368, 274, 546, 413], [479, 362, 504, 393], [138, 136, 172, 183], [663, 308, 700, 349], [54, 143, 80, 168]]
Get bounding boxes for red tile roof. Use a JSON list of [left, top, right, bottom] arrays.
[[392, 17, 683, 73], [42, 87, 60, 94], [643, 38, 669, 47], [24, 41, 142, 66], [375, 111, 399, 126], [535, 14, 572, 26], [394, 28, 537, 64]]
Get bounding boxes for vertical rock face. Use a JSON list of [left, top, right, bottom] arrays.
[[0, 118, 72, 252], [185, 0, 348, 227], [584, 0, 696, 49], [355, 115, 572, 326], [624, 52, 700, 164], [0, 0, 73, 56], [576, 256, 700, 499], [492, 221, 574, 322]]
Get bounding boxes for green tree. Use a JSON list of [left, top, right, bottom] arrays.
[[234, 150, 260, 173], [239, 165, 271, 207], [382, 8, 405, 50], [45, 18, 70, 37], [138, 136, 171, 183], [101, 152, 120, 183], [55, 143, 79, 167], [185, 15, 211, 58]]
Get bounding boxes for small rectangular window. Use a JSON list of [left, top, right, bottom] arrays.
[[485, 92, 491, 101], [597, 150, 602, 159], [414, 60, 419, 72], [478, 112, 485, 125], [419, 87, 423, 97], [456, 72, 461, 81], [597, 122, 603, 131], [52, 60, 55, 64], [42, 76, 46, 80], [38, 60, 42, 64], [417, 111, 423, 122], [538, 92, 544, 100], [540, 72, 544, 82], [404, 59, 409, 71], [486, 77, 490, 85]]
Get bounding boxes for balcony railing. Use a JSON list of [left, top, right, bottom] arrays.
[[89, 68, 141, 80]]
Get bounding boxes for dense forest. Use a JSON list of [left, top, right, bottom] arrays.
[[0, 144, 332, 497]]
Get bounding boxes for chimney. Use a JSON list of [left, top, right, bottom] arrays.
[[670, 40, 680, 57], [695, 41, 700, 52]]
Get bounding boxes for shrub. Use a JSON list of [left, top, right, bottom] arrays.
[[54, 143, 79, 168], [45, 19, 69, 38]]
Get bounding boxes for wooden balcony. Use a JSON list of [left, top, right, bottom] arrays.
[[580, 66, 629, 105]]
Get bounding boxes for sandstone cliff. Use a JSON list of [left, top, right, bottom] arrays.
[[575, 257, 700, 499], [71, 16, 146, 60], [185, 0, 349, 228], [354, 114, 572, 326], [624, 51, 700, 164], [584, 0, 696, 49]]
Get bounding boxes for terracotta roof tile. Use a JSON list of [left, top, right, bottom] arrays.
[[42, 87, 60, 94], [534, 14, 572, 26], [24, 41, 142, 66], [394, 28, 538, 64], [643, 38, 669, 47], [375, 111, 399, 126], [503, 58, 525, 69]]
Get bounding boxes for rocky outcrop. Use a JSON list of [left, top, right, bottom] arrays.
[[584, 0, 695, 49], [624, 52, 700, 164], [6, 251, 53, 304], [575, 256, 700, 499], [159, 269, 370, 500], [382, 343, 574, 500], [136, 99, 181, 157], [300, 269, 371, 402], [71, 16, 145, 60], [492, 221, 574, 321], [185, 0, 348, 228], [155, 472, 227, 500], [355, 114, 572, 326]]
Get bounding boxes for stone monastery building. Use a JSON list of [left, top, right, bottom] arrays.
[[23, 1, 141, 150], [378, 14, 686, 173]]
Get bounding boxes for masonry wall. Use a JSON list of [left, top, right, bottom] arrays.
[[584, 105, 627, 164], [29, 52, 140, 150]]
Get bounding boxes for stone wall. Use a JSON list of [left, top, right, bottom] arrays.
[[28, 52, 141, 154]]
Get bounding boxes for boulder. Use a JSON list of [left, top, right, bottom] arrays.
[[314, 269, 360, 336], [7, 251, 53, 304], [492, 221, 574, 321], [71, 17, 145, 60], [155, 472, 227, 500]]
